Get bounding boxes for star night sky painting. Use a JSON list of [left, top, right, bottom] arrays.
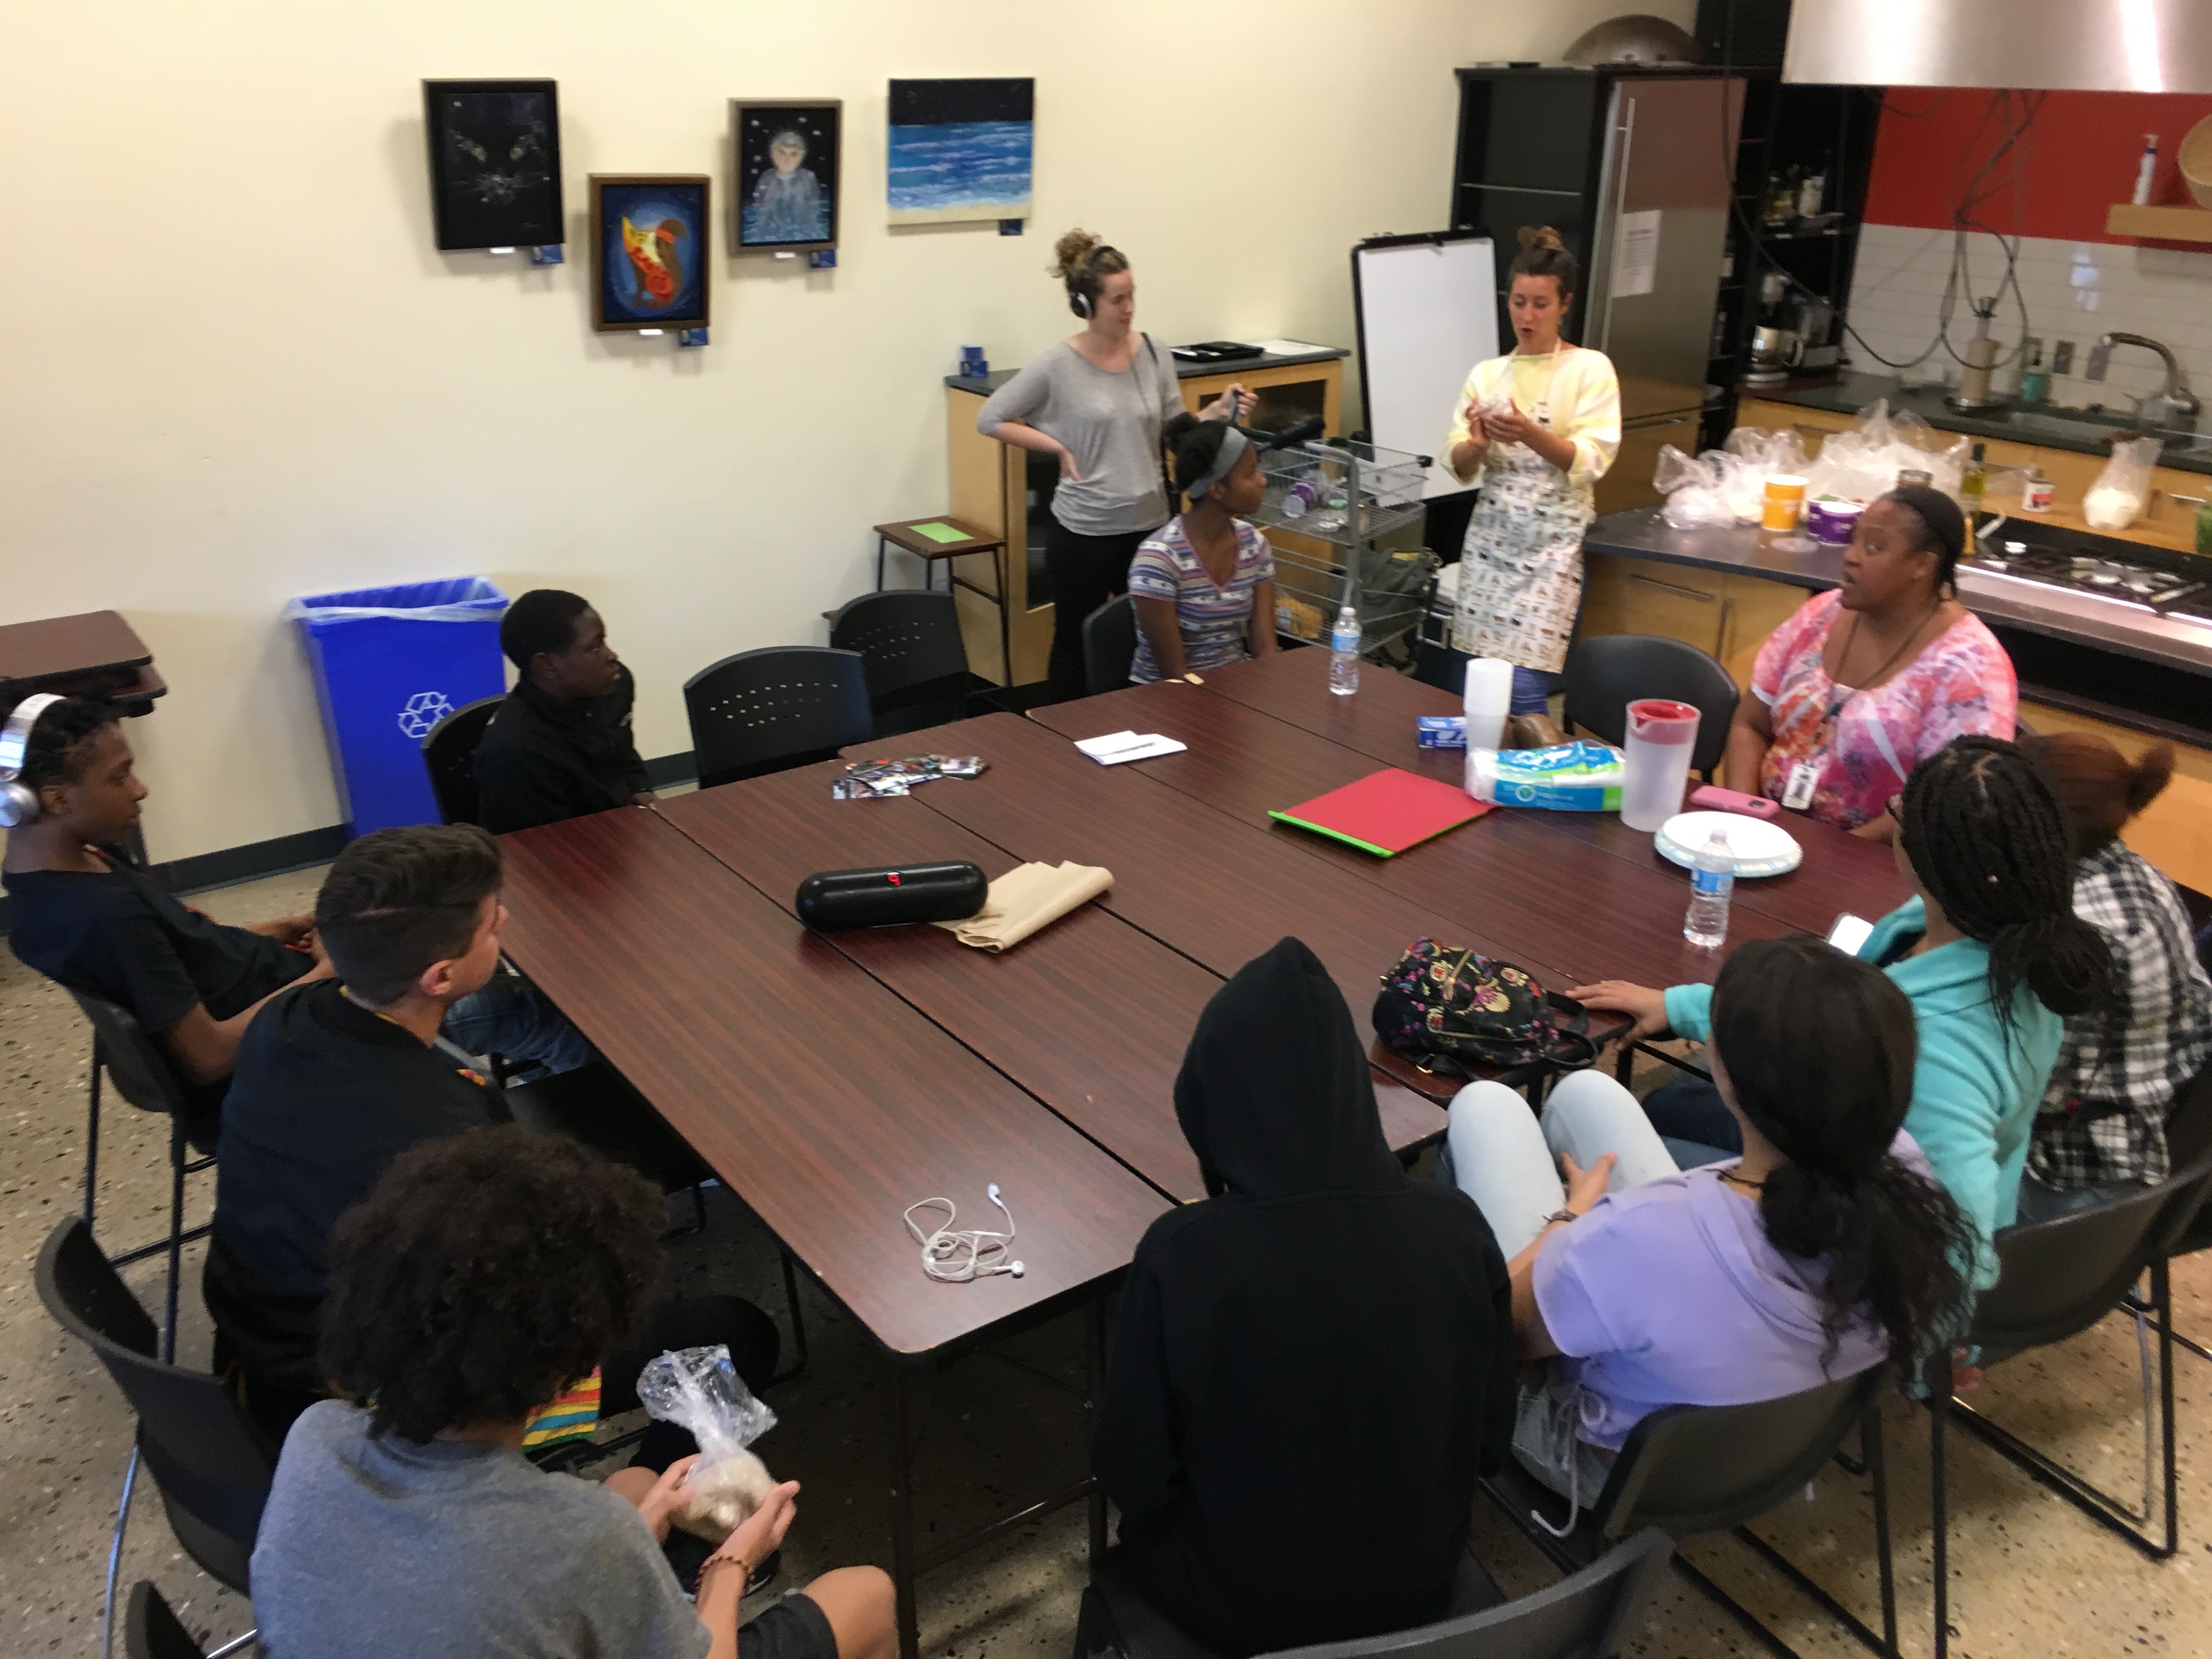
[[886, 78, 1034, 227]]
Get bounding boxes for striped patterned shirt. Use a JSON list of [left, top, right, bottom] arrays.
[[1127, 516, 1275, 684]]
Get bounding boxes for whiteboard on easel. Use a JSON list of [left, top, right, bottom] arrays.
[[1352, 233, 1499, 499]]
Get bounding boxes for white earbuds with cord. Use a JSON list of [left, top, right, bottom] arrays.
[[905, 1184, 1022, 1282], [0, 693, 64, 830]]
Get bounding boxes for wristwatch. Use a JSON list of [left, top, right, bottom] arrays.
[[1543, 1208, 1579, 1227]]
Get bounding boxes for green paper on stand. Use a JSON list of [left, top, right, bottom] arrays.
[[911, 521, 969, 544]]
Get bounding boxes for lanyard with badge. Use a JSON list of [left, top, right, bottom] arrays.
[[1781, 603, 1944, 812]]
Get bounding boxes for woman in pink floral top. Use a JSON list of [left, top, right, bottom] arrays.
[[1724, 487, 2015, 838]]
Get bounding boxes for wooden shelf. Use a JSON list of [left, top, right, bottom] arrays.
[[2106, 203, 2212, 242]]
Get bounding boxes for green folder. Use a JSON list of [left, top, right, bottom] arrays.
[[910, 521, 969, 544]]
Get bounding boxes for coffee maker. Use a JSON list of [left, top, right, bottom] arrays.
[[1745, 325, 1801, 386]]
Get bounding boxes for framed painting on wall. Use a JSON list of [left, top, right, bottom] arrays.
[[730, 99, 841, 255], [422, 79, 563, 250], [590, 175, 711, 332], [886, 78, 1034, 227]]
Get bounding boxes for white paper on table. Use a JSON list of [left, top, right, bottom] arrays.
[[1612, 210, 1660, 300], [1073, 730, 1188, 765], [1253, 339, 1329, 357]]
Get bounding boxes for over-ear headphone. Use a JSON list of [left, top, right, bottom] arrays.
[[0, 692, 64, 830], [1066, 242, 1120, 320]]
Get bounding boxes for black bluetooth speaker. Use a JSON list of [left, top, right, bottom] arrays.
[[794, 862, 989, 930]]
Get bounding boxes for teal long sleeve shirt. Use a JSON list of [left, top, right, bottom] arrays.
[[1662, 897, 2062, 1289]]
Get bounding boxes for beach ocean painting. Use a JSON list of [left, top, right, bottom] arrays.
[[886, 78, 1034, 227]]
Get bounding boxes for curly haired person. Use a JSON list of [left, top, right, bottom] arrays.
[[251, 1127, 895, 1659]]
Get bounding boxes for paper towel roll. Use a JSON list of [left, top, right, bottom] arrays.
[[1463, 657, 1513, 753]]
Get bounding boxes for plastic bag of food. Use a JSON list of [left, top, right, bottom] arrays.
[[636, 1345, 778, 1542], [2083, 436, 2162, 530], [1798, 398, 1972, 504]]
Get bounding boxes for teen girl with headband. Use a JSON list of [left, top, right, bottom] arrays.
[[1443, 227, 1621, 716], [978, 230, 1248, 701], [1125, 414, 1278, 684]]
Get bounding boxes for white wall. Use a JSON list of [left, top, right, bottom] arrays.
[[0, 0, 1680, 861], [1846, 224, 2212, 409]]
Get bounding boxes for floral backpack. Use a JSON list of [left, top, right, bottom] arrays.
[[1373, 938, 1595, 1078]]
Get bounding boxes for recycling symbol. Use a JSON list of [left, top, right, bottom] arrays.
[[397, 690, 456, 741]]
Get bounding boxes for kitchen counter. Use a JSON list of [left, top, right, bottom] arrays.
[[1748, 369, 2212, 477], [945, 343, 1348, 396], [1583, 507, 2212, 744]]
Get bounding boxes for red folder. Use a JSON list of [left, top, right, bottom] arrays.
[[1269, 768, 1491, 857]]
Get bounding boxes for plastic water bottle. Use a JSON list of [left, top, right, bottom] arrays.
[[1329, 605, 1361, 696], [1684, 829, 1735, 949]]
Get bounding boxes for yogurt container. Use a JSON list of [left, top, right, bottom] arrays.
[[1807, 498, 1864, 545]]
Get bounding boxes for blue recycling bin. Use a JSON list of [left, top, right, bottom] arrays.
[[289, 578, 510, 838]]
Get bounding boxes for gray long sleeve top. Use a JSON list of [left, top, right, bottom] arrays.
[[977, 336, 1183, 536]]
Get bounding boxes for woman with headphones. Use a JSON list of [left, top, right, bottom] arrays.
[[979, 229, 1248, 701]]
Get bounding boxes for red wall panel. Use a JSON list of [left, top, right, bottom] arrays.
[[1863, 89, 2212, 241]]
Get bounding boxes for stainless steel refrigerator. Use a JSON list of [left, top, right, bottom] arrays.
[[1451, 67, 1744, 512]]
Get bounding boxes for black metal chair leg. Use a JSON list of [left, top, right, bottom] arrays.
[[766, 1248, 810, 1387], [161, 1118, 186, 1364], [84, 1036, 103, 1230], [2156, 1258, 2180, 1557], [889, 1365, 919, 1659], [1863, 1401, 1898, 1659], [1930, 1370, 1950, 1659]]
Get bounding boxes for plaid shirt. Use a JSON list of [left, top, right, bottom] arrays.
[[2029, 839, 2212, 1190]]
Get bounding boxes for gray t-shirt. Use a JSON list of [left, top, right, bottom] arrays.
[[252, 1401, 710, 1659], [977, 337, 1183, 535]]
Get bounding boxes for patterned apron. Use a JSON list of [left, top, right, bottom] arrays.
[[1450, 382, 1592, 674]]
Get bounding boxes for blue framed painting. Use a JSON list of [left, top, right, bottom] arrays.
[[589, 174, 711, 332], [731, 98, 840, 255], [887, 78, 1033, 227]]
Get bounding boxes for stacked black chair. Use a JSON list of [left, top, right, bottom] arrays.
[[1484, 1368, 1898, 1659], [1560, 634, 1739, 781], [38, 1218, 272, 1659], [2143, 1055, 2212, 1362], [1925, 1139, 2212, 1657], [1083, 595, 1138, 695], [683, 647, 873, 789], [66, 989, 216, 1363], [828, 591, 995, 736], [1073, 1529, 1671, 1659], [417, 692, 505, 826]]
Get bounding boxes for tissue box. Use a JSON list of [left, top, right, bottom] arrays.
[[1468, 741, 1625, 811], [1417, 715, 1467, 749]]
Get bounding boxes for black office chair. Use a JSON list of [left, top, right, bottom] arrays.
[[1485, 1367, 1897, 1659], [1560, 635, 1738, 781], [503, 1059, 714, 1233], [1084, 595, 1138, 694], [65, 989, 216, 1364], [2145, 1056, 2212, 1361], [418, 692, 506, 825], [37, 1218, 273, 1659], [683, 647, 874, 789], [1925, 1142, 2212, 1659], [1073, 1530, 1671, 1659], [125, 1581, 252, 1659], [827, 591, 994, 736]]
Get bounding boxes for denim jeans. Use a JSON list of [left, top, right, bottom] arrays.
[[1444, 1071, 1681, 1257], [441, 974, 595, 1075], [1638, 1074, 1741, 1170], [1510, 665, 1560, 716], [2012, 1175, 2146, 1227]]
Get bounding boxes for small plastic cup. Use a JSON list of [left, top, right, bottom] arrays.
[[1621, 698, 1700, 832], [1760, 475, 1808, 532]]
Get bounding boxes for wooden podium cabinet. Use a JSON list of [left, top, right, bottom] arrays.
[[943, 347, 1346, 686]]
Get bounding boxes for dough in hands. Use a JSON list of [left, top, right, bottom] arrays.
[[673, 1447, 776, 1543]]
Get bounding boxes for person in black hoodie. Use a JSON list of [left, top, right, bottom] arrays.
[[475, 589, 654, 834], [1095, 938, 1518, 1657]]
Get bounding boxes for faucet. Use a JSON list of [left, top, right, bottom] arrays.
[[2085, 332, 2202, 428]]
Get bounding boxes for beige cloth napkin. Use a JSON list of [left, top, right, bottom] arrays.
[[934, 861, 1113, 952]]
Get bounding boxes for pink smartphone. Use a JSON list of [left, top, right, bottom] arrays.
[[1688, 784, 1781, 820]]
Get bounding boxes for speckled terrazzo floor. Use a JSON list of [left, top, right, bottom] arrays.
[[5, 866, 2210, 1657]]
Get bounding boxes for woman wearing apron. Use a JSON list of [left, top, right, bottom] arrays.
[[1443, 228, 1622, 715]]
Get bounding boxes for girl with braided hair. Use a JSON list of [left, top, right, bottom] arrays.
[[1575, 733, 2112, 1288]]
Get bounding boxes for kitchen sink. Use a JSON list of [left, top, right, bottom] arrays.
[[1882, 385, 2202, 457]]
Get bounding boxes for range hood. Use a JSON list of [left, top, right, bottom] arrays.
[[1784, 0, 2212, 92]]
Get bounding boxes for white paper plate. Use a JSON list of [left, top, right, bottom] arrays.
[[1654, 810, 1803, 879]]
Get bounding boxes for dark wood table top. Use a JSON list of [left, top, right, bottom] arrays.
[[1194, 651, 1911, 936], [864, 713, 1562, 1107], [1029, 676, 1791, 991], [872, 518, 1004, 560], [658, 765, 1224, 1202], [0, 610, 167, 710], [494, 805, 1169, 1359]]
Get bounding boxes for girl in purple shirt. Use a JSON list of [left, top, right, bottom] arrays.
[[1448, 937, 1972, 1515]]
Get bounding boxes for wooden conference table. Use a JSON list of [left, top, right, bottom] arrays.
[[495, 648, 1908, 1654]]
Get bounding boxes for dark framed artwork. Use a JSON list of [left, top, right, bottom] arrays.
[[422, 80, 563, 250], [886, 78, 1033, 227], [590, 175, 712, 332], [730, 99, 841, 255]]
